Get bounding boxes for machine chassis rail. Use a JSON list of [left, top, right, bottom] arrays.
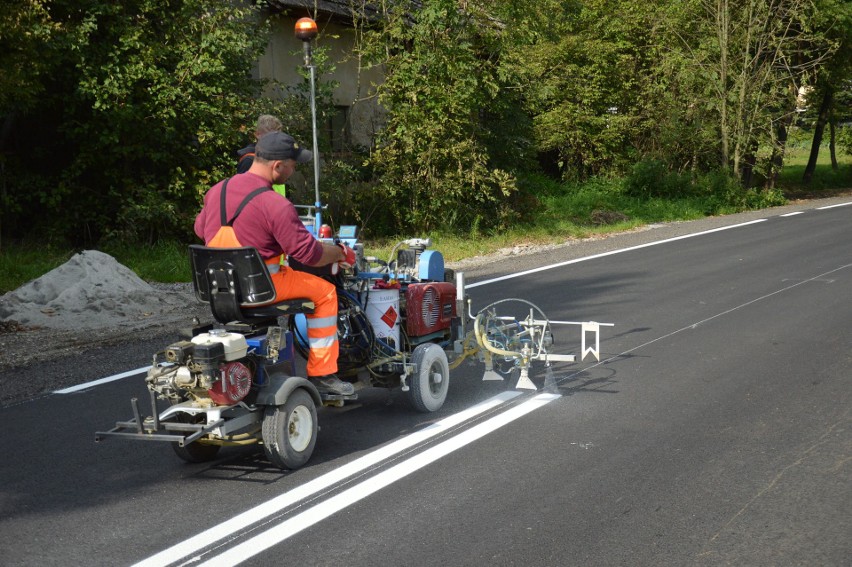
[[95, 391, 252, 447], [95, 417, 226, 447]]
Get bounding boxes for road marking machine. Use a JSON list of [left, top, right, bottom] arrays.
[[95, 18, 611, 470]]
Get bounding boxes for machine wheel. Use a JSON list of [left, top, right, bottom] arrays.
[[262, 388, 317, 470], [408, 343, 450, 413], [172, 440, 221, 463], [170, 409, 221, 463]]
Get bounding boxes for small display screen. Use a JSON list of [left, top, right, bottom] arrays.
[[338, 225, 357, 238]]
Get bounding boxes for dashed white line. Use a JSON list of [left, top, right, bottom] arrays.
[[816, 201, 852, 210], [467, 219, 767, 288], [54, 366, 150, 393]]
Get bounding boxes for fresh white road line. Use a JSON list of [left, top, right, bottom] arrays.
[[54, 366, 150, 394], [467, 219, 767, 288], [197, 393, 561, 567], [816, 201, 852, 210], [780, 211, 805, 217], [133, 390, 522, 567]]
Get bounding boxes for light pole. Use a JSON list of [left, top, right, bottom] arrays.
[[295, 17, 322, 234]]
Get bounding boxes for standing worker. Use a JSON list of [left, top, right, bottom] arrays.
[[195, 131, 355, 395], [237, 114, 289, 198], [236, 114, 282, 174]]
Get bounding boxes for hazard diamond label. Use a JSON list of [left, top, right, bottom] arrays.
[[381, 306, 398, 328]]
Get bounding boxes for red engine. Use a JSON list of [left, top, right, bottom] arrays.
[[208, 361, 252, 405], [405, 282, 456, 337]]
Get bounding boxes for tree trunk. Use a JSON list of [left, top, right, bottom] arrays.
[[0, 114, 16, 252], [802, 88, 833, 185], [717, 0, 730, 169], [741, 140, 758, 188], [766, 118, 790, 190], [829, 120, 838, 171], [0, 160, 4, 252], [766, 80, 799, 191]]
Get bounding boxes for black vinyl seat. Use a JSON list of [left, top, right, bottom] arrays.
[[189, 245, 315, 325]]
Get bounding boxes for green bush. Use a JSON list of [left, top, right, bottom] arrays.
[[516, 172, 564, 198], [361, 0, 521, 235], [0, 1, 271, 247], [624, 159, 691, 199], [745, 188, 787, 209], [696, 169, 786, 212], [837, 124, 852, 157]]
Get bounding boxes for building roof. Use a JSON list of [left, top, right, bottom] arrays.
[[263, 1, 423, 22], [263, 1, 381, 20]]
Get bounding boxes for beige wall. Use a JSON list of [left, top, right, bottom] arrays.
[[256, 17, 385, 149]]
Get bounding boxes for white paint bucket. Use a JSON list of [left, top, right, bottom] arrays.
[[362, 288, 400, 350]]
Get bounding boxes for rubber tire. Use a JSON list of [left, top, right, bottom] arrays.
[[172, 440, 221, 463], [262, 388, 318, 470], [170, 411, 222, 463], [408, 343, 450, 413]]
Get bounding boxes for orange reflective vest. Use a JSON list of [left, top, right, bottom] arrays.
[[208, 178, 283, 270]]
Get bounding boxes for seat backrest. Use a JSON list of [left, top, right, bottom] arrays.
[[189, 245, 277, 323]]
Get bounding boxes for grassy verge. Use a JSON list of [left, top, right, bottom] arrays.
[[100, 240, 196, 283], [0, 245, 78, 294], [2, 147, 849, 293], [774, 139, 852, 198], [0, 240, 193, 293], [369, 190, 714, 265], [364, 151, 850, 263]]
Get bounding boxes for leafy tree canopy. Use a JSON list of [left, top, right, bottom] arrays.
[[1, 0, 850, 246], [1, 0, 272, 244]]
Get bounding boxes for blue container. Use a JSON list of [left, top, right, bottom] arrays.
[[246, 331, 296, 383]]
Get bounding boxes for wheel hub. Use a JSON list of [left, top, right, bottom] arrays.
[[287, 406, 313, 452]]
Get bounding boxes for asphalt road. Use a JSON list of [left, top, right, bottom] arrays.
[[1, 200, 850, 566]]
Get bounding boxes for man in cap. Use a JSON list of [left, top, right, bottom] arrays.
[[195, 131, 355, 395], [236, 114, 282, 173]]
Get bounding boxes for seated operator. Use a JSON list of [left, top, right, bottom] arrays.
[[194, 131, 355, 396]]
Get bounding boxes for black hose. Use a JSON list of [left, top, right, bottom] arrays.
[[289, 290, 374, 371]]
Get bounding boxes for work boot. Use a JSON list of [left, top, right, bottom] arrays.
[[309, 374, 355, 396]]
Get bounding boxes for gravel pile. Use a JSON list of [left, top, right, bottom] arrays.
[[0, 251, 209, 371]]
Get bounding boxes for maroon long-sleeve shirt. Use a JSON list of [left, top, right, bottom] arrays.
[[194, 172, 323, 266]]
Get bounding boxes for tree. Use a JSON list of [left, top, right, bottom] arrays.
[[1, 0, 272, 245], [0, 0, 63, 247], [801, 0, 852, 183], [670, 0, 835, 182], [497, 0, 660, 180], [0, 0, 59, 117], [358, 0, 518, 234]]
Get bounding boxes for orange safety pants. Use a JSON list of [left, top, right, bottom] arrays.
[[271, 266, 338, 377]]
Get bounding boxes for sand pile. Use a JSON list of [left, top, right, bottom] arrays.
[[0, 250, 193, 331]]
